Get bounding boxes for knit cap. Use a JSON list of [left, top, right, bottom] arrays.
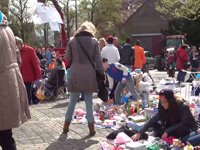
[[0, 11, 8, 25]]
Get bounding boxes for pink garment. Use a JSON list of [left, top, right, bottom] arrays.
[[113, 146, 124, 150], [167, 54, 176, 64], [74, 108, 86, 117], [100, 141, 112, 150], [114, 132, 132, 145]]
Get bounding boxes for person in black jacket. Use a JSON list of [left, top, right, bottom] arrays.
[[132, 89, 197, 141], [119, 37, 134, 68]]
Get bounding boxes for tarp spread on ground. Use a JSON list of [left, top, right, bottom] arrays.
[[72, 94, 200, 150]]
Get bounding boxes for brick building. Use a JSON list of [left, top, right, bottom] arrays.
[[121, 0, 169, 55]]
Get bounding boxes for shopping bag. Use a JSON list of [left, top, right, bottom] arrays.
[[36, 83, 46, 101]]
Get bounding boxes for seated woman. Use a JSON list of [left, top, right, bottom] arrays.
[[45, 58, 67, 95], [132, 89, 198, 141]]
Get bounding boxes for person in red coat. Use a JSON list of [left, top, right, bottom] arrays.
[[176, 44, 189, 82], [15, 37, 41, 105]]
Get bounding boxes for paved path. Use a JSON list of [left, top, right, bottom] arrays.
[[12, 98, 111, 150]]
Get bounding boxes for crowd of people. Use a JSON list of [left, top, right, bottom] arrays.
[[166, 44, 200, 82], [1, 9, 200, 149]]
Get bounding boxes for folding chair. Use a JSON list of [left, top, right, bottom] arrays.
[[55, 69, 66, 97], [180, 70, 200, 100], [191, 73, 200, 96], [44, 69, 67, 100]]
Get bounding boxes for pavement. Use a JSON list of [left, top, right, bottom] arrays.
[[12, 97, 111, 150]]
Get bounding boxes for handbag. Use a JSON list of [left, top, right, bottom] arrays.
[[77, 39, 108, 102]]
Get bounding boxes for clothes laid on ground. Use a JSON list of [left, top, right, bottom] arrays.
[[106, 125, 148, 140]]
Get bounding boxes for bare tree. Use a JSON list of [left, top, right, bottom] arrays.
[[121, 0, 145, 21], [10, 0, 33, 41], [58, 0, 75, 39], [0, 0, 9, 17]]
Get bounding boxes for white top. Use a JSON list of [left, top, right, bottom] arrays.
[[101, 44, 120, 63]]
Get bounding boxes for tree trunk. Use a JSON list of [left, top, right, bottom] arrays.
[[51, 0, 67, 47]]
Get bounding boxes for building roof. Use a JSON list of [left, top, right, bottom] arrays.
[[123, 0, 148, 24]]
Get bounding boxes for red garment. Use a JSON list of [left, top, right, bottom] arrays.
[[166, 54, 176, 64], [176, 47, 189, 71], [20, 45, 41, 82], [162, 136, 175, 145], [63, 58, 70, 68]]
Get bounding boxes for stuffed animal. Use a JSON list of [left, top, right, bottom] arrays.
[[139, 73, 153, 94], [74, 108, 86, 117], [99, 110, 105, 121], [184, 143, 194, 150], [172, 139, 184, 148]]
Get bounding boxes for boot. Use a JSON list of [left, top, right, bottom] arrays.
[[63, 121, 70, 134], [88, 122, 96, 136]]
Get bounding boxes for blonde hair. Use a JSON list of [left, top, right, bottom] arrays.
[[99, 38, 106, 51], [74, 21, 96, 37]]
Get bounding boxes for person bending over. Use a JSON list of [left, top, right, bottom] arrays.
[[102, 58, 140, 105], [132, 89, 197, 141]]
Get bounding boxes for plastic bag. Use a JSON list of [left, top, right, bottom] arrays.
[[36, 82, 45, 101]]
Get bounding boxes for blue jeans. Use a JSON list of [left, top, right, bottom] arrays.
[[114, 76, 140, 105], [182, 131, 200, 146], [65, 92, 94, 123], [177, 70, 186, 82]]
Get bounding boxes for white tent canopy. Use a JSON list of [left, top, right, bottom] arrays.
[[35, 2, 63, 31]]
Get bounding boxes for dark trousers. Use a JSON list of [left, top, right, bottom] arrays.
[[168, 68, 175, 77], [25, 82, 40, 105], [177, 70, 187, 82], [109, 81, 118, 100], [0, 129, 16, 150], [25, 82, 32, 105]]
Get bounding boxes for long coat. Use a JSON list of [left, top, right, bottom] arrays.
[[0, 25, 31, 131], [66, 32, 104, 92], [20, 45, 41, 82]]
